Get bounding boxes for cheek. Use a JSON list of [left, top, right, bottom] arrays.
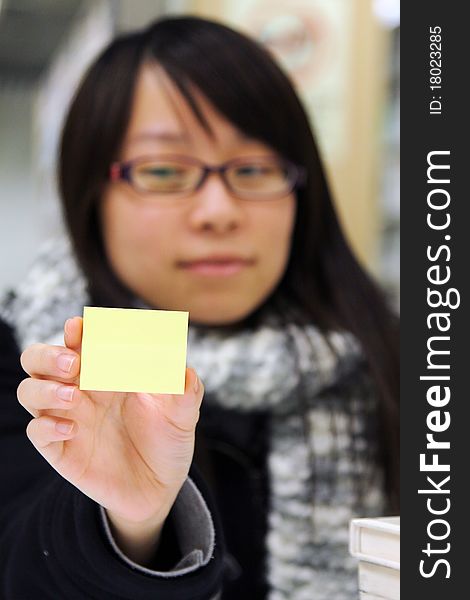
[[255, 199, 296, 267], [102, 197, 169, 252], [281, 200, 297, 245]]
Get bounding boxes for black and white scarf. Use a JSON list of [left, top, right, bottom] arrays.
[[1, 235, 386, 599]]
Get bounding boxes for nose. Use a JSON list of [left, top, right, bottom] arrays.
[[188, 171, 244, 234]]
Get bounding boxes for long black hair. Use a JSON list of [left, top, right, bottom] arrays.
[[59, 16, 399, 510]]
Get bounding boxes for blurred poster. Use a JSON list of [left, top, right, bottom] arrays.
[[226, 0, 352, 162]]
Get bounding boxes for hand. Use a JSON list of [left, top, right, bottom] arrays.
[[18, 317, 203, 562]]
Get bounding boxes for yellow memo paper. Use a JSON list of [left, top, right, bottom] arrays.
[[79, 307, 189, 394]]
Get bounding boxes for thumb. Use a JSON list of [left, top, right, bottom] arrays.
[[138, 368, 204, 434]]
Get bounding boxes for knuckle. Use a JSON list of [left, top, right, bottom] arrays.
[[164, 412, 196, 435], [16, 377, 31, 406], [19, 347, 34, 372], [26, 416, 53, 448], [46, 345, 60, 363], [25, 418, 38, 441], [21, 343, 51, 374]]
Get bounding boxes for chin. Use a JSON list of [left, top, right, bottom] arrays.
[[188, 302, 257, 327]]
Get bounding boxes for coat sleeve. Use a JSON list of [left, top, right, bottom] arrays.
[[0, 318, 224, 600]]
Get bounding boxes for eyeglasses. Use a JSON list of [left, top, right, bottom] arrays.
[[109, 154, 306, 200]]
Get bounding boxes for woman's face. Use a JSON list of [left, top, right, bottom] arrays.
[[101, 65, 296, 325]]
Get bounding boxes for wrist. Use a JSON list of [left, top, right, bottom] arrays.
[[106, 509, 168, 566]]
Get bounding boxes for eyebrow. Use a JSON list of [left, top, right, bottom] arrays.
[[128, 129, 257, 144], [128, 130, 191, 143]]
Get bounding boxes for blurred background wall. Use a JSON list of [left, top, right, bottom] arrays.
[[0, 0, 399, 304]]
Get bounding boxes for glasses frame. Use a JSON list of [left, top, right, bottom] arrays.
[[109, 154, 307, 200]]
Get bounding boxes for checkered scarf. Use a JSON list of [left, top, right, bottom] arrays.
[[1, 235, 386, 599]]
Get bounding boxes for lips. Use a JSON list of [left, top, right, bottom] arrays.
[[177, 256, 254, 276]]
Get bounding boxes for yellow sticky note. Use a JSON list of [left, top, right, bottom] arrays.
[[79, 307, 189, 394]]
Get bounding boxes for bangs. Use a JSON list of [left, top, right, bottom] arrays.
[[142, 17, 306, 164], [145, 58, 216, 140]]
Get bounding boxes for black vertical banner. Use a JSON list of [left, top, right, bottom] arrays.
[[401, 3, 468, 598]]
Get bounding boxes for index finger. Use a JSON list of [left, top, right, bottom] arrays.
[[64, 316, 83, 353]]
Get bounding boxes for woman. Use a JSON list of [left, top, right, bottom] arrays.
[[0, 15, 399, 600]]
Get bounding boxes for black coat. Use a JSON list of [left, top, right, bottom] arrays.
[[0, 318, 272, 599]]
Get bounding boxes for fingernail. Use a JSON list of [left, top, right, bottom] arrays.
[[57, 385, 74, 402], [57, 353, 75, 373], [55, 421, 74, 435], [193, 373, 200, 394]]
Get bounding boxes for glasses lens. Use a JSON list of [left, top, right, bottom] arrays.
[[227, 159, 293, 197], [132, 160, 201, 193]]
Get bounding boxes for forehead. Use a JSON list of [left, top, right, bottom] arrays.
[[123, 64, 247, 147]]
